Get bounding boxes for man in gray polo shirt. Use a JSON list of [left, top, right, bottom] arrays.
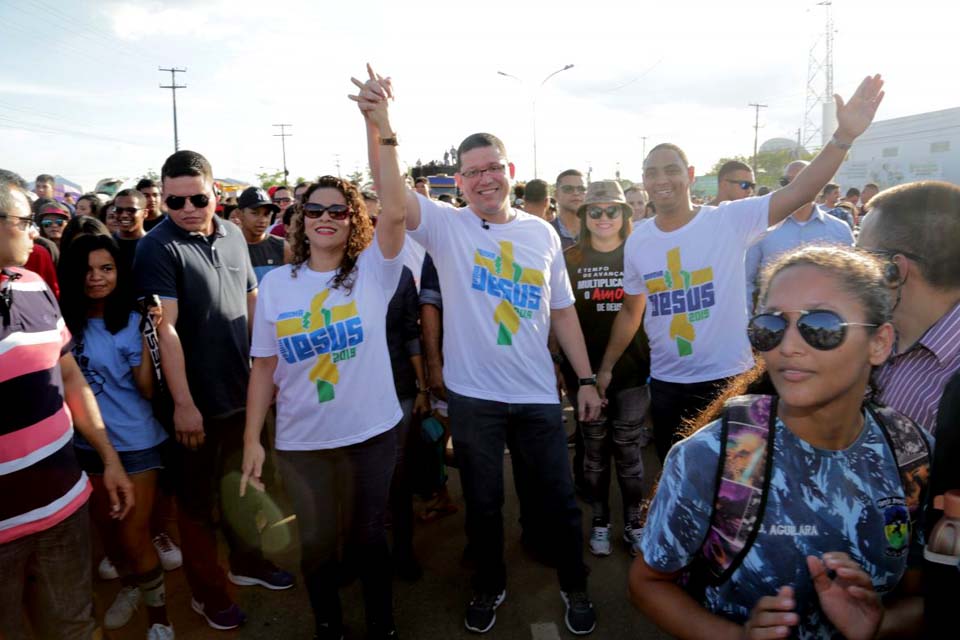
[[134, 151, 292, 631]]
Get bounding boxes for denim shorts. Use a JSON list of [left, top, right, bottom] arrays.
[[75, 443, 165, 475]]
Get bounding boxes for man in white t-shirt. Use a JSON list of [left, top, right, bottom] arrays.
[[598, 75, 886, 462], [354, 72, 603, 636]]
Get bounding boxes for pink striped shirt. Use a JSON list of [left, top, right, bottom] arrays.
[[876, 301, 960, 434]]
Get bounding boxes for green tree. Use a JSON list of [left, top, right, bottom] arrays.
[[346, 169, 365, 186], [709, 148, 815, 190], [256, 170, 286, 188]]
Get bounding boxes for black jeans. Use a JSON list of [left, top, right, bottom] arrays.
[[649, 377, 732, 461], [389, 397, 417, 558], [277, 428, 397, 635], [172, 410, 270, 608], [447, 390, 587, 594], [581, 385, 650, 526]]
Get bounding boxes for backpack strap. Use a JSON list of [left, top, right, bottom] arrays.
[[692, 395, 778, 589], [866, 402, 931, 533]]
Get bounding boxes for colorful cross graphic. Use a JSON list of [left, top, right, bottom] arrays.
[[644, 247, 713, 357], [473, 240, 545, 346]]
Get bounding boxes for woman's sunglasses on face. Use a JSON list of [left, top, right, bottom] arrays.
[[302, 203, 351, 220], [41, 218, 67, 228], [747, 309, 878, 352], [586, 205, 622, 220]]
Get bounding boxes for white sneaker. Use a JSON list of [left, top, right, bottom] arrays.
[[147, 623, 175, 640], [104, 585, 140, 630], [589, 522, 612, 556], [153, 533, 183, 571], [623, 525, 643, 557], [98, 556, 119, 580]]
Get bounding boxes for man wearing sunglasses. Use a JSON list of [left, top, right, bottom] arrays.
[[110, 188, 149, 274], [552, 169, 586, 249], [133, 151, 292, 631], [707, 160, 755, 206], [858, 181, 960, 634], [744, 160, 854, 313], [598, 75, 886, 463]]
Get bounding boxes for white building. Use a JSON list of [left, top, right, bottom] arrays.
[[835, 107, 960, 189]]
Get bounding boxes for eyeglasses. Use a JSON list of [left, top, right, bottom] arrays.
[[114, 206, 141, 216], [302, 203, 351, 220], [41, 218, 67, 228], [779, 177, 791, 187], [748, 309, 878, 352], [586, 205, 622, 220], [164, 193, 210, 211], [726, 179, 756, 190], [273, 197, 293, 204], [559, 184, 587, 194], [460, 164, 507, 180], [0, 213, 36, 232]]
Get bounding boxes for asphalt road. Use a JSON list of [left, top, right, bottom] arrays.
[[96, 413, 671, 640]]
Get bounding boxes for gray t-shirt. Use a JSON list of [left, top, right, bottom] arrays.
[[133, 216, 256, 418]]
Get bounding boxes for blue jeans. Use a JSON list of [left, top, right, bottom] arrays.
[[447, 390, 587, 594], [0, 503, 95, 640]]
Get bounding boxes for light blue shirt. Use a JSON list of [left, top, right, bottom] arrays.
[[745, 205, 854, 313]]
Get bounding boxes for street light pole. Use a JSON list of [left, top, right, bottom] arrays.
[[497, 64, 574, 178]]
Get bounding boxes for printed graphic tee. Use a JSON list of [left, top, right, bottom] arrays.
[[251, 241, 404, 450], [623, 194, 771, 383], [408, 194, 575, 404], [641, 410, 931, 638]]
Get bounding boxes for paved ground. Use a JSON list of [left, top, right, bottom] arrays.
[[96, 413, 671, 640]]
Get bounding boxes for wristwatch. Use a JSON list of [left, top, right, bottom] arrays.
[[829, 134, 852, 150], [578, 375, 598, 386], [379, 134, 399, 146]]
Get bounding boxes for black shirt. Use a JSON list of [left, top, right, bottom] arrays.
[[563, 242, 650, 392], [386, 266, 421, 400], [133, 216, 257, 419], [143, 215, 166, 232], [247, 235, 285, 284], [114, 235, 140, 276]]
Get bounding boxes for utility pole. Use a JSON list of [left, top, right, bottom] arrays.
[[159, 67, 186, 152], [641, 136, 648, 160], [272, 124, 292, 186], [749, 103, 768, 175], [334, 154, 342, 178]]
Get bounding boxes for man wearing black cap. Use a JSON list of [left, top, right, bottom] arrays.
[[237, 186, 289, 284]]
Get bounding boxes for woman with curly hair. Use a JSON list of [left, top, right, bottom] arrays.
[[240, 69, 407, 640], [629, 244, 931, 639]]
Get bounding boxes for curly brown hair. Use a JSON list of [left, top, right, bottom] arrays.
[[289, 176, 374, 292]]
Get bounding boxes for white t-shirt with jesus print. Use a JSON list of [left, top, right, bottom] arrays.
[[408, 193, 575, 404], [251, 242, 404, 450], [622, 194, 772, 384]]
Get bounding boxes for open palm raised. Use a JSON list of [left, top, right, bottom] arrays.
[[834, 74, 885, 141]]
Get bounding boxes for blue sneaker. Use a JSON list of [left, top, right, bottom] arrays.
[[191, 598, 246, 630], [229, 561, 295, 590]]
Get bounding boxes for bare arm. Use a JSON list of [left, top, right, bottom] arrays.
[[61, 352, 134, 519], [551, 305, 602, 421], [598, 292, 647, 396], [629, 555, 742, 640], [240, 355, 277, 496], [769, 75, 884, 226], [420, 303, 445, 400], [131, 336, 155, 400], [155, 299, 204, 450], [247, 289, 257, 339]]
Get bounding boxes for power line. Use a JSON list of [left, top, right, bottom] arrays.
[[159, 67, 187, 152], [273, 124, 293, 186]]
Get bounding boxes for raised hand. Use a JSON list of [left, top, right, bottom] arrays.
[[742, 586, 799, 639], [834, 74, 885, 142], [348, 63, 394, 131], [806, 553, 883, 640]]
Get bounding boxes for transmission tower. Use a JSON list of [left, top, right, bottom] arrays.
[[801, 1, 834, 150], [159, 67, 187, 152]]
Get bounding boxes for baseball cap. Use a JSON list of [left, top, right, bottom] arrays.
[[36, 199, 70, 220], [238, 186, 280, 213]]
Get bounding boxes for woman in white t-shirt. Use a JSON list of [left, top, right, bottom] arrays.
[[241, 74, 407, 639]]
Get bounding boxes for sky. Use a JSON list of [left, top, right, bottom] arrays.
[[1, 0, 958, 192]]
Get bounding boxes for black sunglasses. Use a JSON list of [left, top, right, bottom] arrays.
[[165, 193, 210, 211], [779, 177, 791, 187], [726, 179, 756, 190], [748, 310, 878, 352], [559, 185, 587, 194], [114, 206, 141, 216], [302, 203, 350, 220], [586, 205, 622, 220]]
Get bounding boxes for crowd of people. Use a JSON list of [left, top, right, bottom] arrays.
[[2, 67, 959, 640]]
